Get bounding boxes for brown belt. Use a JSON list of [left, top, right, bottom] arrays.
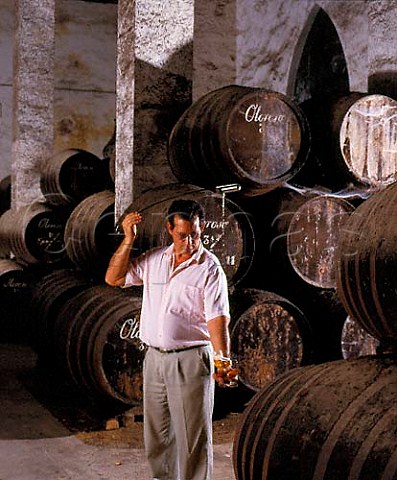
[[150, 344, 208, 354]]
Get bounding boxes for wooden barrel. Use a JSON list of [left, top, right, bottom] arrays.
[[287, 194, 355, 288], [233, 356, 397, 480], [0, 175, 11, 216], [0, 259, 32, 342], [168, 85, 310, 196], [0, 209, 13, 258], [238, 188, 350, 363], [0, 203, 68, 264], [247, 188, 356, 290], [40, 148, 110, 206], [54, 284, 145, 405], [297, 93, 397, 190], [29, 269, 93, 358], [339, 94, 397, 187], [121, 183, 255, 285], [230, 288, 313, 391], [64, 190, 120, 276], [341, 316, 379, 360], [336, 181, 397, 346]]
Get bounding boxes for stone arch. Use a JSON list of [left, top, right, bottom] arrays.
[[287, 5, 349, 103]]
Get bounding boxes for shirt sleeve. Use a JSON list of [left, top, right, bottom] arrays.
[[204, 265, 230, 321], [124, 253, 146, 287]]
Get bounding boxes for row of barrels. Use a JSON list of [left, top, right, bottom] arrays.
[[0, 178, 371, 290], [0, 146, 140, 405], [0, 258, 377, 404], [1, 179, 389, 370], [0, 147, 114, 259], [167, 85, 397, 479], [233, 356, 397, 480], [168, 85, 397, 196], [0, 191, 117, 275], [1, 173, 393, 329], [28, 269, 145, 405], [232, 179, 397, 479], [0, 181, 255, 284], [0, 148, 112, 215], [167, 84, 397, 367]]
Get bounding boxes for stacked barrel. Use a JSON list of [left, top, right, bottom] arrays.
[[1, 84, 397, 425], [168, 86, 397, 478], [168, 86, 397, 389], [233, 200, 397, 478], [168, 85, 311, 196], [233, 355, 397, 480], [0, 147, 148, 405]]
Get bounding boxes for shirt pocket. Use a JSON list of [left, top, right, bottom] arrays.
[[168, 282, 204, 319]]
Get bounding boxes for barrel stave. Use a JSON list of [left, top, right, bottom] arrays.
[[336, 181, 397, 343], [168, 86, 310, 196], [64, 190, 119, 276], [30, 269, 92, 357], [40, 148, 109, 206], [53, 284, 145, 405], [230, 288, 313, 392], [233, 357, 397, 480], [287, 195, 355, 289]]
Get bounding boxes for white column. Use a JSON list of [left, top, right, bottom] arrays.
[[12, 0, 55, 209], [115, 0, 135, 219]]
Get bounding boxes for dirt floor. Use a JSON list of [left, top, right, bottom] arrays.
[[0, 343, 252, 480]]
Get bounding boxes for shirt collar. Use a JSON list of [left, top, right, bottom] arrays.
[[165, 241, 205, 264]]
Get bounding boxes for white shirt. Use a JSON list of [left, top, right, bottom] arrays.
[[124, 242, 230, 350]]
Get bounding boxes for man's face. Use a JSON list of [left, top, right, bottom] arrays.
[[166, 214, 203, 257]]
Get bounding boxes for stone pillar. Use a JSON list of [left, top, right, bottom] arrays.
[[115, 0, 135, 219], [12, 0, 55, 209], [115, 0, 193, 218], [193, 0, 237, 101], [133, 0, 193, 198], [368, 0, 397, 97]]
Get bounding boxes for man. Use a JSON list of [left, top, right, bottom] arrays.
[[105, 199, 237, 480]]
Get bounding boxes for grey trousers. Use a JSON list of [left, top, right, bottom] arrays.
[[143, 345, 215, 480]]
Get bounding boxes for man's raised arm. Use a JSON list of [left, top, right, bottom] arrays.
[[105, 211, 142, 287]]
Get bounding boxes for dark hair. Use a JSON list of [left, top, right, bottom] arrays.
[[166, 199, 205, 228]]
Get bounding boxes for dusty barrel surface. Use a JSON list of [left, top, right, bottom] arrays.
[[168, 85, 310, 196], [298, 93, 397, 189], [287, 194, 355, 288], [230, 288, 313, 392], [64, 190, 119, 276], [54, 284, 145, 405], [40, 148, 110, 206], [341, 316, 379, 360], [121, 183, 255, 285], [336, 181, 397, 344], [254, 188, 355, 290], [339, 94, 397, 187], [0, 203, 68, 264], [233, 356, 397, 480], [29, 269, 93, 357]]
